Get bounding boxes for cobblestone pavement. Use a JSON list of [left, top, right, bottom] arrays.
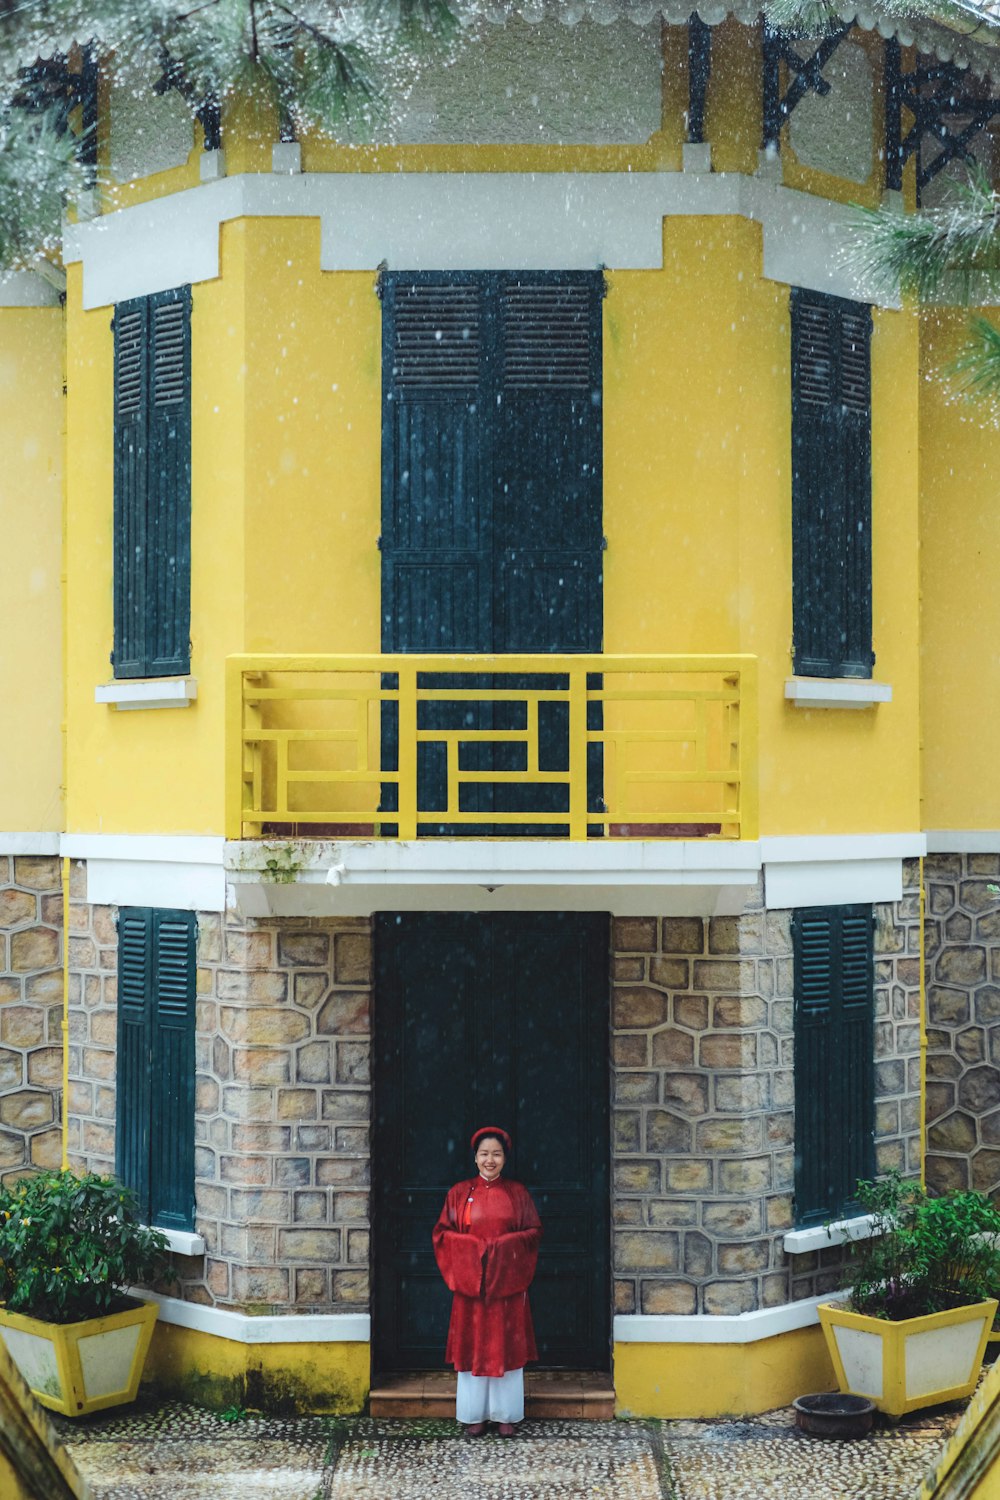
[[53, 1398, 968, 1499]]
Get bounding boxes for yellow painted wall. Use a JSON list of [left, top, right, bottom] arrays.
[[142, 1323, 369, 1413], [65, 206, 922, 838], [614, 1325, 836, 1418], [920, 310, 1000, 833], [0, 308, 64, 832]]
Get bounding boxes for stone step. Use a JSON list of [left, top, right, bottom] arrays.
[[369, 1371, 615, 1421]]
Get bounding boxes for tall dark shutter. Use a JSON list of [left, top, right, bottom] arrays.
[[113, 287, 192, 678], [115, 908, 153, 1218], [791, 289, 873, 679], [115, 907, 196, 1231], [792, 904, 874, 1226]]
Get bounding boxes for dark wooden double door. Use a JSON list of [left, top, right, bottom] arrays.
[[373, 911, 611, 1372]]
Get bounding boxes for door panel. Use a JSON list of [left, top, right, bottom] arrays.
[[373, 911, 611, 1372]]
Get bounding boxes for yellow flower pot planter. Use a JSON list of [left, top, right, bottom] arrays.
[[819, 1298, 998, 1420], [0, 1299, 158, 1417]]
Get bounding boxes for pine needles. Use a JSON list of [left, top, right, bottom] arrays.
[[0, 105, 82, 270]]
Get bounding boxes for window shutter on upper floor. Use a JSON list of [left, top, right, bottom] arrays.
[[113, 287, 192, 679], [115, 907, 196, 1232], [791, 289, 873, 679], [792, 903, 875, 1227]]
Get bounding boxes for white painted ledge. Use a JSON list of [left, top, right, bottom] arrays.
[[0, 832, 61, 855], [135, 1291, 370, 1344], [783, 1212, 880, 1255], [784, 678, 893, 710], [925, 830, 1000, 854], [614, 1292, 829, 1346], [60, 834, 227, 913], [145, 1226, 206, 1257], [95, 677, 197, 711]]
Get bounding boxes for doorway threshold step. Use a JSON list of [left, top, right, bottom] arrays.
[[369, 1371, 615, 1421]]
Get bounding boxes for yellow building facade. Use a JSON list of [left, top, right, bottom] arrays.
[[2, 4, 999, 1417]]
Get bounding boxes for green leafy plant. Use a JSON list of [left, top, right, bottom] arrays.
[[846, 1171, 1000, 1322], [0, 1170, 172, 1324]]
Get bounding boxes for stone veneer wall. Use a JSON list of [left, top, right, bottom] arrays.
[[68, 870, 373, 1314], [0, 854, 64, 1179], [924, 852, 1000, 1200], [610, 864, 922, 1317]]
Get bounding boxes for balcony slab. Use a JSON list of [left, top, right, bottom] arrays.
[[224, 838, 763, 919]]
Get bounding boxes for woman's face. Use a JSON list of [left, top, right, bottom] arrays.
[[475, 1137, 506, 1181]]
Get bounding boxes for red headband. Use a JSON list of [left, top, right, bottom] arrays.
[[471, 1126, 512, 1153]]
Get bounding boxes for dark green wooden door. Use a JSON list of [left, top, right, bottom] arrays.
[[373, 911, 610, 1372]]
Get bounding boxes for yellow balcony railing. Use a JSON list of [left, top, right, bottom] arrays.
[[225, 654, 758, 842]]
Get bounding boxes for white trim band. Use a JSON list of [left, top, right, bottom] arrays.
[[614, 1292, 829, 1346], [0, 833, 61, 855], [925, 831, 1000, 854], [64, 169, 901, 310], [784, 678, 893, 710], [95, 677, 198, 710], [782, 1212, 881, 1255], [135, 1291, 370, 1344], [143, 1227, 206, 1257]]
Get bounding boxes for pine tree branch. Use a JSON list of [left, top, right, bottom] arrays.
[[849, 173, 1000, 303]]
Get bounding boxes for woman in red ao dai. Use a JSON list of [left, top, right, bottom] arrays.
[[432, 1127, 542, 1437]]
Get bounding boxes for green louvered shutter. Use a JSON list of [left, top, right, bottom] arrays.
[[791, 290, 873, 679], [113, 287, 191, 678], [115, 908, 153, 1219], [149, 910, 196, 1231], [113, 300, 149, 677], [792, 904, 874, 1226]]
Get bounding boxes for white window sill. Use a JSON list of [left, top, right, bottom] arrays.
[[143, 1225, 206, 1257], [95, 678, 197, 711], [783, 1212, 881, 1255], [784, 678, 892, 710]]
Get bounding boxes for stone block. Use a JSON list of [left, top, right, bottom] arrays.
[[975, 986, 1000, 1023], [662, 1073, 709, 1117], [613, 988, 668, 1029], [277, 931, 331, 968], [764, 912, 793, 954], [641, 1280, 697, 1314], [293, 1190, 328, 1223], [332, 1270, 369, 1303], [674, 995, 709, 1031], [296, 1041, 332, 1084], [928, 1111, 978, 1153], [0, 1129, 26, 1167], [875, 1140, 905, 1173], [89, 1010, 116, 1046], [233, 1049, 291, 1084], [929, 1053, 962, 1080], [31, 1128, 63, 1169], [348, 1228, 370, 1265], [938, 946, 987, 985], [294, 973, 329, 1010], [614, 1200, 643, 1225], [613, 1159, 660, 1194], [278, 1227, 342, 1261], [221, 1085, 274, 1120], [334, 933, 372, 984], [613, 917, 657, 952], [231, 1124, 292, 1153], [229, 1188, 291, 1220], [613, 1034, 648, 1067], [331, 1192, 369, 1222], [316, 990, 370, 1035], [971, 1149, 1000, 1195], [714, 1075, 768, 1113], [68, 936, 98, 970], [770, 1070, 793, 1108], [220, 1154, 271, 1185], [927, 1155, 970, 1192], [699, 1032, 757, 1068], [664, 1159, 713, 1193], [27, 1048, 61, 1087], [335, 1041, 371, 1085], [703, 1281, 759, 1315], [220, 1007, 309, 1046], [295, 1268, 328, 1304], [645, 1111, 692, 1154], [216, 969, 289, 1004], [614, 1073, 659, 1105], [707, 917, 740, 955], [766, 1112, 794, 1146], [0, 889, 37, 926], [648, 1200, 697, 1227], [0, 1006, 44, 1047], [613, 958, 645, 982], [650, 1028, 695, 1067], [695, 1116, 762, 1153], [277, 1088, 319, 1121], [299, 1126, 334, 1151], [612, 1112, 640, 1153], [959, 1065, 1000, 1113], [702, 1201, 762, 1236], [765, 1195, 793, 1231], [961, 881, 1000, 915], [955, 1026, 986, 1064], [13, 857, 60, 891], [683, 1231, 712, 1276], [712, 996, 766, 1029], [0, 1091, 53, 1130], [315, 1157, 370, 1186], [98, 947, 117, 973], [762, 1273, 791, 1307], [213, 1036, 232, 1081], [232, 1266, 290, 1304], [275, 1157, 312, 1186], [875, 1100, 899, 1137], [662, 918, 704, 954], [875, 1060, 905, 1097], [320, 1090, 370, 1122], [333, 1126, 368, 1153], [196, 1182, 229, 1218], [717, 1240, 770, 1275], [718, 1156, 771, 1194], [0, 978, 20, 1004], [613, 1230, 680, 1272], [945, 913, 973, 943], [614, 1281, 636, 1314], [649, 956, 689, 990]]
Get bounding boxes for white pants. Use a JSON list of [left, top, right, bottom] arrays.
[[456, 1368, 524, 1424]]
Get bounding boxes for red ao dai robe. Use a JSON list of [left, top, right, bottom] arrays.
[[432, 1176, 542, 1379]]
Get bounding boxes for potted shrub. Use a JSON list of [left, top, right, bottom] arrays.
[[819, 1172, 1000, 1420], [0, 1170, 171, 1417]]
